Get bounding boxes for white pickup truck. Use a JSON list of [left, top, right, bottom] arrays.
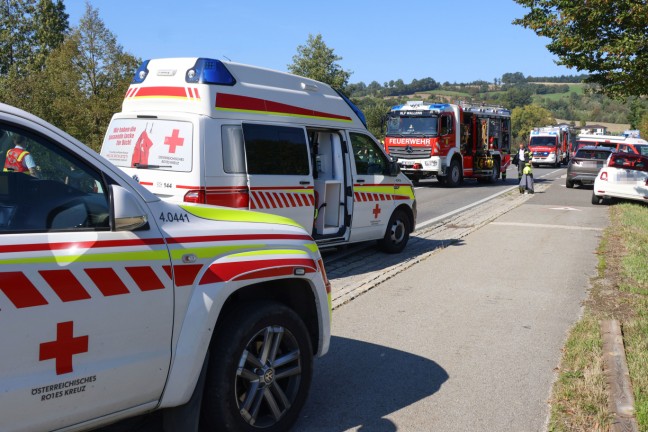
[[0, 103, 331, 432]]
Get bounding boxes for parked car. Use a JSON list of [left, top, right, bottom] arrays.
[[566, 146, 614, 188], [592, 152, 648, 205]]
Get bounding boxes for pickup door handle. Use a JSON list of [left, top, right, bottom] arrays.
[[356, 179, 365, 183], [299, 180, 311, 185]]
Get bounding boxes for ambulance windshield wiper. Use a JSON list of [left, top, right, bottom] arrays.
[[133, 163, 172, 169]]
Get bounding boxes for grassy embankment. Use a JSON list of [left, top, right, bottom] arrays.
[[548, 202, 648, 431]]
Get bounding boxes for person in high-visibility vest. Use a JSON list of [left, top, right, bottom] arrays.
[[3, 134, 39, 177]]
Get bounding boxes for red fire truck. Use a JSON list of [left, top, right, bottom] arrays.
[[528, 125, 573, 167], [384, 101, 512, 186]]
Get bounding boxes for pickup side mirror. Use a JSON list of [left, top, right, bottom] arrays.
[[111, 185, 148, 231]]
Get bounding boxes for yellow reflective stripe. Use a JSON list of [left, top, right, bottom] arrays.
[[16, 150, 29, 162], [215, 107, 352, 123], [354, 185, 397, 195], [169, 244, 265, 260], [180, 205, 302, 228], [283, 189, 314, 195], [398, 185, 415, 199], [0, 250, 168, 265], [228, 249, 308, 258], [305, 243, 319, 253]]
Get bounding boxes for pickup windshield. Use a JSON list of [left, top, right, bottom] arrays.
[[387, 115, 438, 136]]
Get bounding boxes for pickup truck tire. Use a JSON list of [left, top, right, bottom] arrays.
[[201, 301, 313, 432]]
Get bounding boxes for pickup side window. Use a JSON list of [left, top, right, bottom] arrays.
[[241, 124, 309, 175], [350, 132, 388, 175], [0, 125, 110, 233]]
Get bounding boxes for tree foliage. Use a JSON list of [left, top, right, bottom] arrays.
[[511, 105, 555, 144], [513, 0, 648, 98], [0, 2, 138, 151], [288, 34, 351, 90]]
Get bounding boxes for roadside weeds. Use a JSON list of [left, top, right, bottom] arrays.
[[548, 202, 648, 432]]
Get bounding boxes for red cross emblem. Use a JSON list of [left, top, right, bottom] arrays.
[[39, 321, 89, 375], [372, 203, 381, 219], [164, 129, 184, 154]]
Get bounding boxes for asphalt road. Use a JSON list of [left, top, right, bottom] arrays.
[[294, 169, 610, 431]]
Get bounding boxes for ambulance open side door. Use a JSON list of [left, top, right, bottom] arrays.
[[241, 123, 315, 231], [310, 130, 351, 241]]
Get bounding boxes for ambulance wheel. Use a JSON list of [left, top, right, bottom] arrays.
[[445, 159, 462, 187], [379, 209, 410, 253], [201, 301, 313, 432]]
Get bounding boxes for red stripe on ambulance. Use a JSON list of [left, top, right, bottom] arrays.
[[126, 266, 165, 291], [216, 93, 353, 122]]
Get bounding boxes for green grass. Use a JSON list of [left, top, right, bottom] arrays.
[[549, 201, 648, 431]]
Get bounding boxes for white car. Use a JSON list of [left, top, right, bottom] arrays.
[[592, 152, 648, 205]]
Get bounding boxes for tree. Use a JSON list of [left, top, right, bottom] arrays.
[[32, 0, 69, 70], [511, 105, 555, 144], [637, 112, 648, 140], [513, 0, 648, 98], [0, 0, 36, 75], [288, 33, 351, 90], [70, 2, 139, 150]]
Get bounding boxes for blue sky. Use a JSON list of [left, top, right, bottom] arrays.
[[65, 0, 577, 86]]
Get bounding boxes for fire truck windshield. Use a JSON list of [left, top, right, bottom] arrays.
[[387, 115, 438, 136], [529, 136, 557, 147]]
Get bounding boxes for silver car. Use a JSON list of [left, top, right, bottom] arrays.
[[566, 146, 614, 188]]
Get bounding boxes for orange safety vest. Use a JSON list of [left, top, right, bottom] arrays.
[[3, 147, 30, 173]]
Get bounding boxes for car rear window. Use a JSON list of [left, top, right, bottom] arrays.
[[574, 149, 611, 160], [609, 154, 648, 171]]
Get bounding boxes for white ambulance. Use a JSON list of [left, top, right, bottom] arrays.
[[100, 58, 416, 253], [0, 103, 331, 432]]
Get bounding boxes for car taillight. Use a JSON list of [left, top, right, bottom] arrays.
[[206, 188, 250, 208], [183, 189, 206, 203], [600, 172, 608, 181]]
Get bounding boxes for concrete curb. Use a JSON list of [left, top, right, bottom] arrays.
[[601, 320, 639, 432]]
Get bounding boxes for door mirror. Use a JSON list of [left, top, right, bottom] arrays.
[[111, 185, 148, 231], [387, 161, 400, 176]]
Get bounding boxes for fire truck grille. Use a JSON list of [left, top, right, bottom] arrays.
[[388, 147, 432, 159]]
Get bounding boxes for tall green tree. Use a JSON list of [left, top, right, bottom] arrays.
[[32, 0, 69, 70], [0, 0, 36, 75], [288, 33, 351, 90], [70, 2, 139, 150], [511, 105, 555, 144], [513, 0, 648, 98]]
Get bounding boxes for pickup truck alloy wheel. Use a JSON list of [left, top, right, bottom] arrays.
[[201, 302, 313, 432]]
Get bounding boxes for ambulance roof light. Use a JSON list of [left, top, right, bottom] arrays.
[[131, 60, 150, 84], [185, 58, 236, 86], [335, 89, 367, 128]]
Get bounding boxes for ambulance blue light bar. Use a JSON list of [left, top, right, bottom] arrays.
[[131, 60, 150, 84], [185, 58, 236, 86], [335, 89, 367, 128]]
